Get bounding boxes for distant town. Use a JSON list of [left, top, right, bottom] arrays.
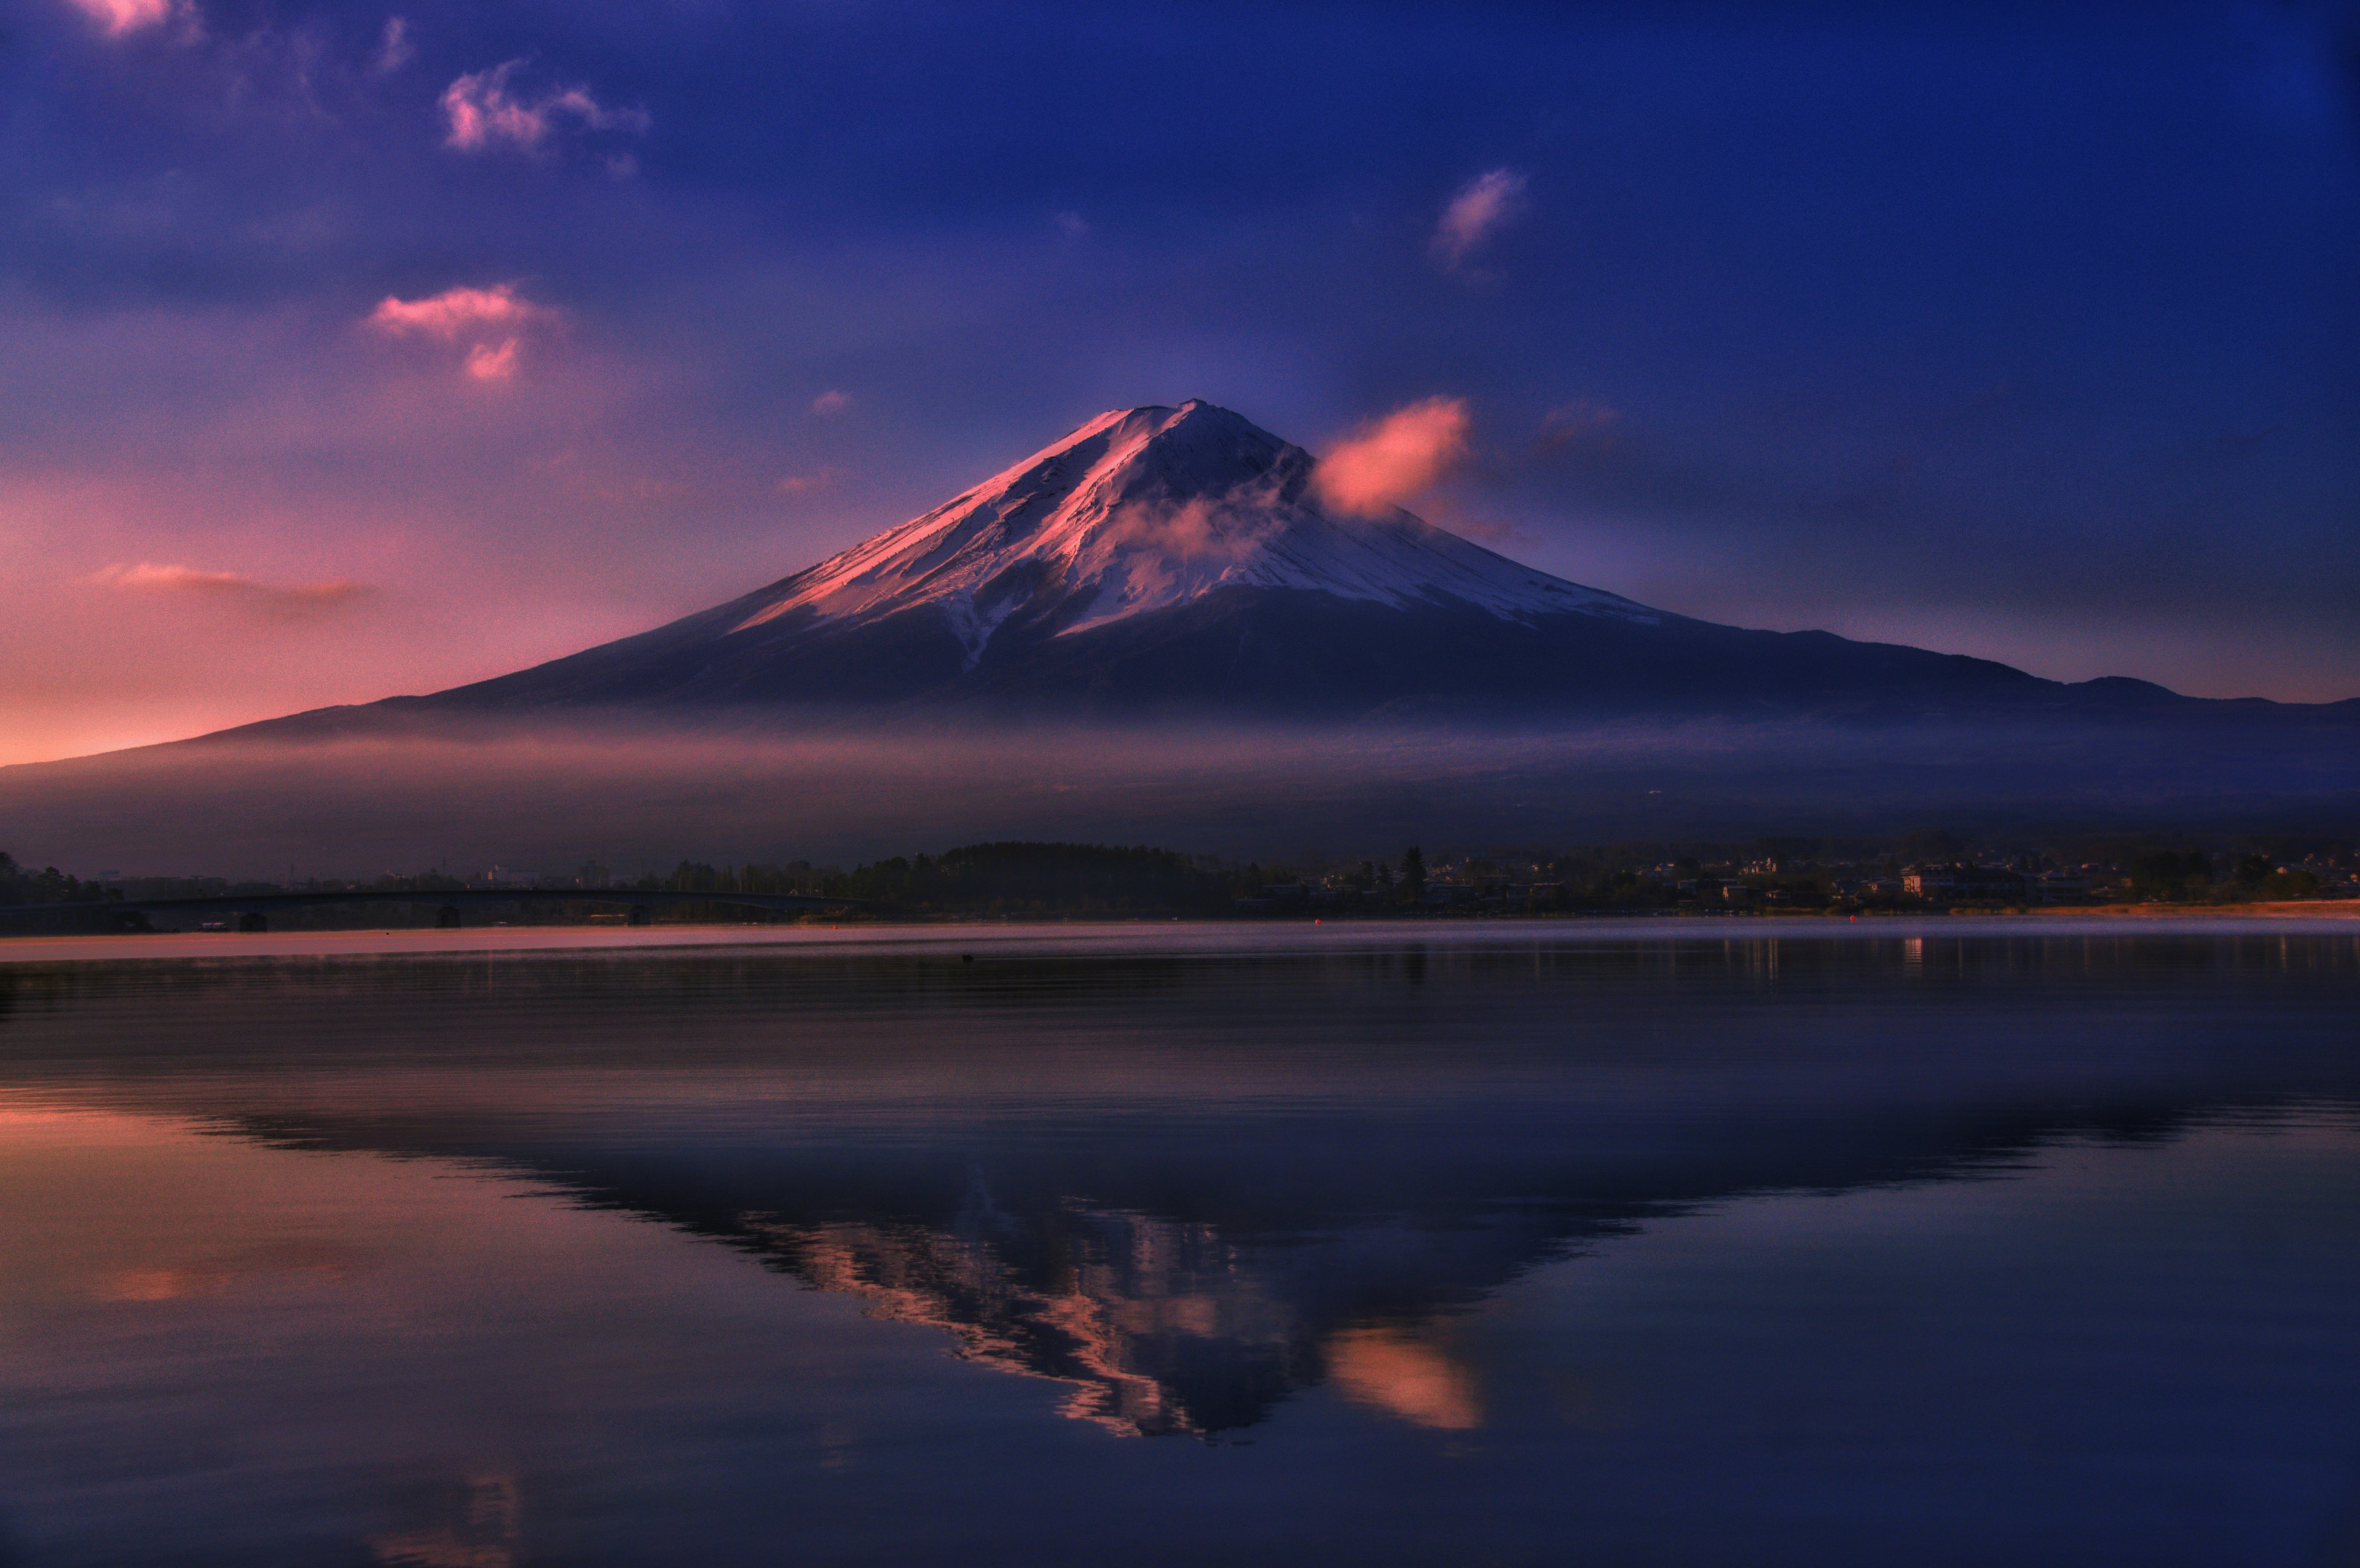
[[5, 833, 2358, 934]]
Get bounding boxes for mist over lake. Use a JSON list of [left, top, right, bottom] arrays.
[[3, 714, 2354, 880]]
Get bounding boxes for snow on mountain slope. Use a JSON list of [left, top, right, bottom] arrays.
[[730, 400, 1654, 664], [191, 401, 2360, 734]]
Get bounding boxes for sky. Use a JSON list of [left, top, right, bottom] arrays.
[[2, 0, 2356, 764]]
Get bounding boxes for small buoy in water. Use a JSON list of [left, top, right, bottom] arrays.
[[961, 953, 975, 963]]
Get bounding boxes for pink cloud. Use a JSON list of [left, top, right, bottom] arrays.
[[441, 60, 649, 154], [368, 283, 543, 339], [465, 338, 521, 382], [88, 563, 372, 617], [63, 0, 173, 36], [1536, 399, 1621, 453], [1433, 168, 1528, 270], [92, 562, 251, 594], [372, 15, 414, 74], [811, 390, 851, 416], [776, 466, 843, 495], [1312, 398, 1473, 517], [368, 285, 552, 382]]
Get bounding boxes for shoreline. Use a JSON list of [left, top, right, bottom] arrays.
[[2, 906, 2356, 965]]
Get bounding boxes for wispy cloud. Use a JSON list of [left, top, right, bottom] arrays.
[[1312, 398, 1473, 517], [441, 59, 649, 154], [1433, 168, 1528, 270], [368, 282, 543, 337], [776, 466, 843, 496], [63, 0, 175, 36], [463, 338, 520, 381], [1536, 399, 1621, 453], [811, 390, 851, 416], [368, 283, 549, 382], [372, 15, 413, 74], [88, 563, 372, 617]]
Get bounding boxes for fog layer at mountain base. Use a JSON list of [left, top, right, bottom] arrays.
[[4, 715, 2355, 878]]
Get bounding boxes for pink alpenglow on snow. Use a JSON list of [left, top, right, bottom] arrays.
[[1312, 398, 1473, 517], [730, 400, 1634, 665], [441, 60, 648, 154]]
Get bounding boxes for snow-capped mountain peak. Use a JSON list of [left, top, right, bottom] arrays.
[[217, 401, 2283, 727], [730, 400, 1652, 663]]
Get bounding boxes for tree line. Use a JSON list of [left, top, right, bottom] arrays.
[[7, 830, 2353, 923], [0, 853, 112, 907]]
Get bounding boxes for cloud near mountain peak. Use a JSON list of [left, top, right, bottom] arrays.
[[1313, 398, 1473, 517]]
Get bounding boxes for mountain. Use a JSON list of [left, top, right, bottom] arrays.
[[270, 400, 2350, 727]]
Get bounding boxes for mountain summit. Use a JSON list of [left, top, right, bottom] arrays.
[[296, 401, 2337, 726], [726, 399, 1649, 664]]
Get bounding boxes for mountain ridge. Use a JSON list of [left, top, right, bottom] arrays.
[[197, 401, 2360, 736]]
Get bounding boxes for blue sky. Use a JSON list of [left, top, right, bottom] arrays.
[[3, 0, 2355, 758]]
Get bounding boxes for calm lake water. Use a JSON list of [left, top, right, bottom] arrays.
[[1, 922, 2356, 1566]]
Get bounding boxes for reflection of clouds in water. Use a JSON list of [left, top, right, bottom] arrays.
[[1, 952, 2356, 1566], [95, 1243, 353, 1302], [1325, 1325, 1483, 1431], [0, 1102, 362, 1303], [731, 1179, 1553, 1438], [371, 1474, 521, 1568], [97, 1268, 227, 1303]]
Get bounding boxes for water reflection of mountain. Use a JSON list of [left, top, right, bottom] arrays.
[[4, 934, 2357, 1437], [369, 1100, 2241, 1439], [739, 1207, 1307, 1435], [725, 1181, 1667, 1436]]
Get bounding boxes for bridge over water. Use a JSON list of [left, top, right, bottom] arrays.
[[0, 887, 862, 935]]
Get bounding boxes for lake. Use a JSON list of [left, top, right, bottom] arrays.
[[1, 920, 2356, 1566]]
